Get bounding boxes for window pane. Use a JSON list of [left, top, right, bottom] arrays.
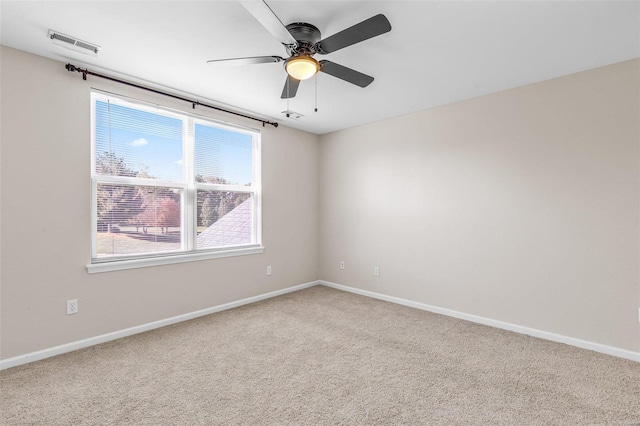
[[95, 100, 184, 181], [96, 184, 182, 257], [91, 92, 261, 265], [196, 191, 252, 249], [195, 123, 253, 186]]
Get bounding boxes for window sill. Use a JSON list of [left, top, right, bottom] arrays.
[[86, 246, 264, 274]]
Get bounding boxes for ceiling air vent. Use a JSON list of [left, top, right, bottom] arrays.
[[47, 30, 100, 56]]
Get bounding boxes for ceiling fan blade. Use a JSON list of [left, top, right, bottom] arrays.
[[319, 60, 374, 87], [207, 56, 284, 67], [315, 14, 391, 54], [239, 0, 298, 47], [280, 75, 300, 99]]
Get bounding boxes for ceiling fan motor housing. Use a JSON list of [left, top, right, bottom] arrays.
[[285, 23, 321, 55]]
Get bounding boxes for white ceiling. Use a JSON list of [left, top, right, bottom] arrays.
[[1, 1, 639, 134]]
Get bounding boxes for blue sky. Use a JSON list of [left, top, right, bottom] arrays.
[[195, 123, 253, 185], [95, 100, 253, 184]]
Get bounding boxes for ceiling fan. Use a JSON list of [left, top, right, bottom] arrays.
[[207, 0, 392, 99]]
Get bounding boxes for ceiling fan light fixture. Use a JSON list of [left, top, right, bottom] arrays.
[[285, 55, 319, 81]]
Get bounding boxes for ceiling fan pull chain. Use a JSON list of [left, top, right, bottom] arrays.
[[315, 75, 318, 112]]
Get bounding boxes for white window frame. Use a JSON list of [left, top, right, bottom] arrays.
[[87, 91, 262, 273]]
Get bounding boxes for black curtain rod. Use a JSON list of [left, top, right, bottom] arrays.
[[65, 63, 278, 128]]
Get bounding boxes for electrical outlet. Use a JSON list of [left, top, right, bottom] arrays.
[[266, 266, 272, 276], [374, 266, 380, 277], [66, 299, 78, 315], [340, 261, 345, 270]]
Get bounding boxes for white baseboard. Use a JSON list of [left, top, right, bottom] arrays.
[[320, 280, 640, 363], [4, 279, 637, 370], [0, 280, 320, 370]]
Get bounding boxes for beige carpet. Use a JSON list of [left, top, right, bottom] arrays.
[[1, 285, 639, 425]]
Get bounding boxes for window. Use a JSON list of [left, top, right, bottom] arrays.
[[88, 92, 261, 273]]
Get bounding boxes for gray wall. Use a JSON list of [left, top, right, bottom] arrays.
[[0, 46, 319, 359], [319, 59, 640, 352]]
